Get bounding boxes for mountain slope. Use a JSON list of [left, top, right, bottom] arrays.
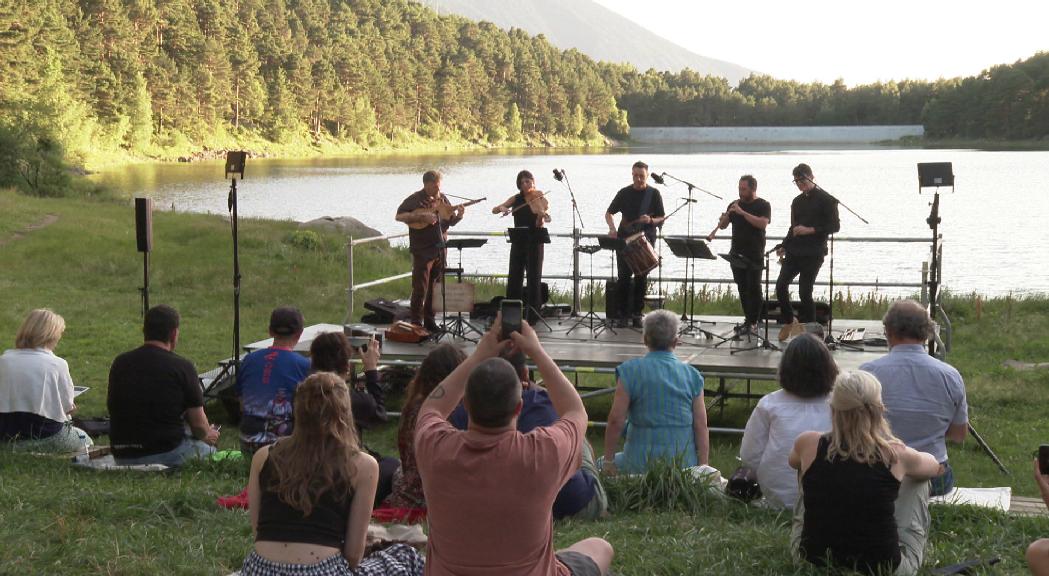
[[421, 0, 755, 83]]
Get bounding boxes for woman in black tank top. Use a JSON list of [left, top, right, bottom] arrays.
[[492, 170, 550, 323], [241, 372, 424, 576], [789, 370, 942, 576]]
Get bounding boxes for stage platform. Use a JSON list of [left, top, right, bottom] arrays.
[[244, 314, 890, 382]]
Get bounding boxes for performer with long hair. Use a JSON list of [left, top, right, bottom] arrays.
[[493, 170, 550, 323]]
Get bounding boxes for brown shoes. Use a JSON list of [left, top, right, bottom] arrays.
[[778, 319, 804, 342]]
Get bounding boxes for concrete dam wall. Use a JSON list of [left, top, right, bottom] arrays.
[[630, 125, 924, 144]]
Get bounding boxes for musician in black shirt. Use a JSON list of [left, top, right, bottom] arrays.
[[707, 175, 771, 333], [492, 170, 551, 323], [775, 163, 840, 338], [604, 161, 666, 327]]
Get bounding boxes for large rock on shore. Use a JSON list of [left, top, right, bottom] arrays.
[[299, 216, 387, 246]]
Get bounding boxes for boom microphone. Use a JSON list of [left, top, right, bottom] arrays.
[[553, 169, 565, 182], [651, 172, 665, 185]]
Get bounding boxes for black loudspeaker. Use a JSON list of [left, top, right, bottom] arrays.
[[135, 197, 152, 253], [605, 280, 622, 319], [917, 162, 954, 188]]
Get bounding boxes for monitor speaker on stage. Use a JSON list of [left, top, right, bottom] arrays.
[[135, 197, 152, 253], [917, 162, 954, 188]]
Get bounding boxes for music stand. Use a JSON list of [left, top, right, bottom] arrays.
[[506, 227, 552, 331], [596, 235, 628, 333], [436, 238, 487, 342], [663, 236, 722, 341], [566, 244, 616, 335]]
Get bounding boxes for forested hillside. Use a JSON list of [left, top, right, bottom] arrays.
[[1, 0, 1046, 197]]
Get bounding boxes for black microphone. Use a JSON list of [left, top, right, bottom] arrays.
[[680, 197, 697, 203], [553, 169, 564, 182], [651, 172, 665, 185]]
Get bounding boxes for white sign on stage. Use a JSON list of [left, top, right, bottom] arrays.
[[433, 282, 475, 313]]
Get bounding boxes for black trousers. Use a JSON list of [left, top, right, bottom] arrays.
[[732, 264, 763, 326], [775, 254, 823, 324], [507, 241, 544, 323], [615, 251, 648, 318]]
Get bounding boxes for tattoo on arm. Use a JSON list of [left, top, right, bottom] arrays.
[[429, 385, 446, 399]]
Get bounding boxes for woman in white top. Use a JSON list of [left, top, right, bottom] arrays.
[[0, 309, 92, 452], [739, 333, 836, 508]]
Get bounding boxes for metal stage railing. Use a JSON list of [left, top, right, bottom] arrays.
[[344, 229, 939, 323]]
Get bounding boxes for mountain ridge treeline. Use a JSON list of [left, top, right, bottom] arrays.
[[2, 0, 1047, 197]]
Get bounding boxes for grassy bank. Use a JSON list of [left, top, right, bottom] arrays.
[[2, 189, 1048, 574]]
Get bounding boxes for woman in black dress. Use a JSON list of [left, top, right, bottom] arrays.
[[492, 170, 550, 323]]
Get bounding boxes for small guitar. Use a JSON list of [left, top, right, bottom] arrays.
[[406, 197, 486, 230]]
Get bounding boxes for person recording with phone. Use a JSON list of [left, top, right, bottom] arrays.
[[493, 170, 550, 324], [707, 174, 771, 335], [414, 313, 614, 576], [1029, 448, 1049, 575]]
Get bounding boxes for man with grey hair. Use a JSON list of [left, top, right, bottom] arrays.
[[603, 310, 709, 475], [861, 299, 968, 496]]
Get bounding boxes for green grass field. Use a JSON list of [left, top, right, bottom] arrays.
[[1, 188, 1048, 574]]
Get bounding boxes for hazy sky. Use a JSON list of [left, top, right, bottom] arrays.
[[592, 0, 1049, 86]]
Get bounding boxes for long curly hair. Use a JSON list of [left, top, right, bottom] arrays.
[[398, 344, 466, 437], [267, 372, 361, 515], [826, 370, 900, 467]]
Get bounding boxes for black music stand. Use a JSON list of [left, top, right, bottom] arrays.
[[506, 227, 552, 332], [664, 236, 722, 341], [566, 244, 616, 336], [436, 238, 487, 342], [596, 235, 628, 333]]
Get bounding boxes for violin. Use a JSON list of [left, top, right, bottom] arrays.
[[504, 188, 551, 226]]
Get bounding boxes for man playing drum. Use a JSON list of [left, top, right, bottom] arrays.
[[605, 161, 665, 328]]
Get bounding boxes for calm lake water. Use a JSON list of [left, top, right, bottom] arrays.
[[91, 146, 1049, 298]]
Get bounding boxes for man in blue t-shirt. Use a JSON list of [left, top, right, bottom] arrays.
[[449, 349, 607, 520], [236, 306, 311, 454]]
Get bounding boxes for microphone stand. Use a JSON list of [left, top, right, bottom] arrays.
[[555, 169, 586, 315], [658, 172, 721, 327], [798, 176, 868, 350], [731, 247, 779, 354]]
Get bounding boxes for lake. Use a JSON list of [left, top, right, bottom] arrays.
[[91, 145, 1049, 298]]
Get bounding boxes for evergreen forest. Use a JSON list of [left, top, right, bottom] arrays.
[[2, 0, 1048, 196]]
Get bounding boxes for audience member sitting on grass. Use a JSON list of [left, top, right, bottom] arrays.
[[108, 305, 220, 466], [415, 316, 614, 575], [789, 370, 941, 576], [310, 331, 398, 506], [1029, 458, 1049, 575], [602, 309, 709, 475], [0, 309, 92, 453], [242, 372, 424, 576], [449, 347, 608, 520], [861, 299, 968, 497], [236, 306, 310, 455], [381, 343, 465, 510], [740, 333, 835, 508]]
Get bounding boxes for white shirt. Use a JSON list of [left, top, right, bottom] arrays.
[[0, 348, 74, 422], [739, 389, 831, 509]]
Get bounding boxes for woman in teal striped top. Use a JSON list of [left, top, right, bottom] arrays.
[[602, 310, 709, 475]]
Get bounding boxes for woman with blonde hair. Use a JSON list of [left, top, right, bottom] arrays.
[[0, 309, 92, 453], [789, 370, 941, 576], [243, 372, 423, 575]]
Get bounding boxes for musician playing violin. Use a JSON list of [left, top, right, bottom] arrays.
[[604, 161, 665, 328], [395, 170, 464, 332], [492, 170, 550, 323], [707, 175, 770, 335]]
